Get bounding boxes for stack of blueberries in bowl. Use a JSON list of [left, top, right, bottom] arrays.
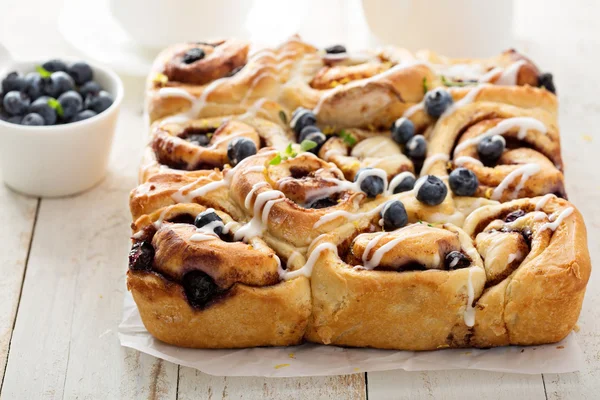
[[0, 60, 114, 126]]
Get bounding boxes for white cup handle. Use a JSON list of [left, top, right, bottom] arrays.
[[0, 42, 14, 71]]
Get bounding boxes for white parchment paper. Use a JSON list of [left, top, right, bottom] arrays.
[[118, 292, 584, 377]]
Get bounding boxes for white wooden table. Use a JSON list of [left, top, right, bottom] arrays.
[[1, 1, 599, 398]]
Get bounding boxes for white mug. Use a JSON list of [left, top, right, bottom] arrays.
[[109, 0, 255, 48], [362, 0, 514, 57]]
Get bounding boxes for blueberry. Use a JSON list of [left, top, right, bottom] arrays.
[[58, 90, 83, 120], [23, 72, 45, 100], [325, 44, 346, 54], [424, 88, 454, 118], [85, 90, 113, 114], [4, 115, 22, 124], [381, 200, 408, 231], [21, 113, 45, 126], [70, 109, 97, 122], [186, 132, 210, 146], [3, 91, 30, 115], [355, 168, 385, 198], [538, 73, 556, 94], [301, 130, 327, 154], [299, 125, 320, 142], [445, 251, 471, 270], [308, 197, 338, 209], [448, 168, 479, 196], [477, 135, 505, 166], [194, 209, 223, 235], [29, 96, 57, 125], [405, 134, 427, 159], [391, 117, 415, 145], [42, 59, 68, 73], [128, 241, 155, 271], [227, 137, 257, 166], [504, 209, 525, 223], [2, 72, 27, 93], [182, 270, 218, 308], [416, 175, 447, 206], [44, 71, 75, 97], [182, 48, 206, 64], [67, 62, 94, 85], [290, 107, 317, 135], [391, 173, 416, 194], [78, 81, 101, 98]]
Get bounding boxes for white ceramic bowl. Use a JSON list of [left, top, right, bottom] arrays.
[[0, 59, 124, 197]]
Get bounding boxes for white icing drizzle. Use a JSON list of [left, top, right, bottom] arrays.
[[360, 232, 386, 267], [313, 201, 387, 229], [234, 189, 285, 242], [153, 208, 170, 229], [287, 251, 302, 267], [449, 257, 460, 268], [243, 165, 266, 174], [420, 154, 450, 176], [491, 163, 541, 200], [453, 117, 547, 156], [507, 253, 517, 264], [172, 178, 228, 203], [440, 84, 489, 120], [535, 193, 556, 211], [131, 230, 145, 239], [495, 60, 528, 86], [387, 171, 416, 194], [539, 207, 574, 232], [454, 156, 483, 167], [282, 242, 338, 280], [464, 268, 476, 327], [190, 209, 225, 242], [478, 67, 503, 83], [245, 181, 269, 208]]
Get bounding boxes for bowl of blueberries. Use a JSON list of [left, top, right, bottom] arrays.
[[0, 55, 123, 197]]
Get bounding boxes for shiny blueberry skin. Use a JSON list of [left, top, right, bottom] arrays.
[[128, 241, 155, 271], [78, 81, 101, 98], [477, 135, 505, 166], [448, 167, 479, 196], [290, 107, 317, 135], [2, 72, 27, 93], [58, 91, 83, 120], [85, 90, 113, 114], [405, 134, 427, 159], [186, 133, 211, 146], [194, 210, 223, 235], [182, 48, 206, 64], [538, 72, 556, 94], [67, 62, 94, 85], [325, 44, 347, 54], [416, 175, 448, 206], [299, 125, 320, 142], [504, 209, 526, 223], [44, 71, 75, 98], [182, 270, 219, 308], [424, 88, 454, 118], [381, 200, 409, 231], [355, 168, 385, 198], [21, 113, 45, 126], [445, 251, 471, 270], [70, 109, 97, 122], [391, 174, 416, 194], [3, 91, 30, 116], [24, 72, 45, 100], [227, 137, 257, 166], [29, 96, 57, 125], [302, 130, 327, 154], [42, 59, 68, 73], [391, 117, 415, 145]]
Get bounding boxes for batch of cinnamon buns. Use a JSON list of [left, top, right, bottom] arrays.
[[127, 37, 591, 350]]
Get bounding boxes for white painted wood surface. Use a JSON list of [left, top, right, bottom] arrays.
[[0, 0, 599, 399]]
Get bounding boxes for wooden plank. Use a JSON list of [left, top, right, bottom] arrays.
[[0, 188, 38, 385], [177, 367, 366, 400], [367, 370, 546, 400]]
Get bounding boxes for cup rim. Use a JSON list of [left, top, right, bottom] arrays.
[[0, 58, 124, 133]]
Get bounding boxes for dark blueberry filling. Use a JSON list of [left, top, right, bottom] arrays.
[[182, 48, 206, 64], [325, 44, 347, 54], [445, 251, 471, 270], [182, 270, 219, 308], [538, 72, 556, 94], [227, 65, 245, 77], [308, 197, 339, 209], [504, 209, 526, 222], [128, 241, 155, 271], [168, 213, 196, 225]]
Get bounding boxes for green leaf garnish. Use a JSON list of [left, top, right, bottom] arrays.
[[422, 77, 429, 94], [428, 223, 433, 227], [278, 110, 287, 124], [269, 153, 282, 165], [440, 75, 476, 87], [47, 98, 64, 117], [300, 139, 317, 151], [36, 65, 52, 78], [285, 143, 294, 155], [339, 130, 357, 146]]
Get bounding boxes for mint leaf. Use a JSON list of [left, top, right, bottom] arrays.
[[339, 130, 357, 146], [36, 65, 52, 78], [47, 98, 64, 117], [422, 77, 429, 93], [285, 143, 294, 155], [269, 153, 282, 165], [278, 110, 287, 124], [300, 139, 317, 151]]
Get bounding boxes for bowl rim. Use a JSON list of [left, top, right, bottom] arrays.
[[0, 58, 124, 133]]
